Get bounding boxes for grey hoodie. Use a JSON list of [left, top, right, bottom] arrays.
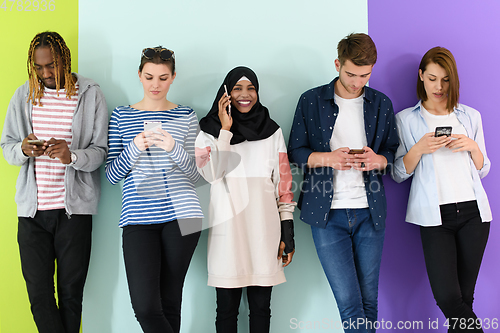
[[1, 73, 108, 217]]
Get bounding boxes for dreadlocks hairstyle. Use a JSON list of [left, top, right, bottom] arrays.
[[27, 31, 76, 106]]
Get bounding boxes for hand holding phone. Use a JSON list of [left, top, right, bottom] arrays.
[[348, 148, 366, 168], [224, 85, 231, 118], [23, 135, 49, 157]]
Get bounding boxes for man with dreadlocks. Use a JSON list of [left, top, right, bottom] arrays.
[[1, 31, 108, 333]]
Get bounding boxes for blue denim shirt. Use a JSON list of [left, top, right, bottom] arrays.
[[288, 78, 399, 230], [392, 101, 492, 226]]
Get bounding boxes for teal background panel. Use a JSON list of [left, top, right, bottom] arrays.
[[78, 0, 368, 332]]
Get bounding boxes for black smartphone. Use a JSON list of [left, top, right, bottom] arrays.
[[434, 126, 452, 137]]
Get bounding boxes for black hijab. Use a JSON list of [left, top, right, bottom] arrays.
[[199, 66, 279, 145]]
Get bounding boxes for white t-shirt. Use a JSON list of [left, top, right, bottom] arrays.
[[330, 93, 369, 209], [421, 106, 476, 205]]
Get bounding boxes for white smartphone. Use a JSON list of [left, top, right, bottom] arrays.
[[224, 85, 231, 118], [144, 121, 162, 133]]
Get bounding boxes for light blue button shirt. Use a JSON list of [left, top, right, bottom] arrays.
[[392, 101, 492, 226]]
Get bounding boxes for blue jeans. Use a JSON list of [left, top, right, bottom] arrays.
[[311, 208, 385, 333]]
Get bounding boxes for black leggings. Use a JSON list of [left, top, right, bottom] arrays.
[[420, 201, 490, 333], [216, 286, 273, 333], [122, 220, 200, 333]]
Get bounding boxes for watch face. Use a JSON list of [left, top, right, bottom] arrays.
[[71, 152, 77, 163]]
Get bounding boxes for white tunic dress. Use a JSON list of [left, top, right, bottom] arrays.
[[195, 128, 296, 288]]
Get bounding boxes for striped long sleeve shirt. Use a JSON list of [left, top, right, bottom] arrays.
[[105, 105, 203, 227]]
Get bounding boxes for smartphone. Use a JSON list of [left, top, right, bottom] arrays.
[[435, 126, 452, 137], [348, 149, 364, 154], [27, 139, 45, 146], [224, 85, 231, 118], [144, 121, 162, 133]]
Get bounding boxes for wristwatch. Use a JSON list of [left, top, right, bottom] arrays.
[[69, 151, 78, 166]]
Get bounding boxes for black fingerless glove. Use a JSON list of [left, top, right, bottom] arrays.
[[280, 219, 295, 254]]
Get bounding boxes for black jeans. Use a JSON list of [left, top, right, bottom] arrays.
[[122, 220, 200, 333], [420, 201, 490, 333], [216, 286, 273, 333], [18, 210, 92, 333]]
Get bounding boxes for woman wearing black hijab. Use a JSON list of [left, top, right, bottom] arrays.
[[196, 66, 296, 333]]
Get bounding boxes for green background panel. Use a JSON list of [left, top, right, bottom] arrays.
[[0, 1, 78, 332]]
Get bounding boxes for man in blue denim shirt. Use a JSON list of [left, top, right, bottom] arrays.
[[288, 33, 398, 333]]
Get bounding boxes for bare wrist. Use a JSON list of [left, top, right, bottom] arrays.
[[409, 145, 423, 158]]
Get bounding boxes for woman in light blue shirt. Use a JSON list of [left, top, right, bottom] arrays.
[[392, 47, 491, 333]]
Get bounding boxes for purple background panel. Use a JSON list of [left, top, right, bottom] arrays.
[[369, 0, 500, 330]]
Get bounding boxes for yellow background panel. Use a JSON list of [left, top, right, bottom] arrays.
[[0, 1, 78, 332]]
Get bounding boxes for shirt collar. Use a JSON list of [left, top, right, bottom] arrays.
[[412, 100, 465, 114], [324, 77, 374, 103]]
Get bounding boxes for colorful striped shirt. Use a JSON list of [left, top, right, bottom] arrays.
[[105, 105, 203, 227], [32, 86, 78, 210]]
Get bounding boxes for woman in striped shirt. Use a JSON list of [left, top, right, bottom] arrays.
[[105, 47, 203, 333]]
